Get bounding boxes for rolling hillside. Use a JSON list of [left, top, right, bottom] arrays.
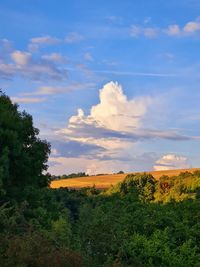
[[50, 168, 200, 189]]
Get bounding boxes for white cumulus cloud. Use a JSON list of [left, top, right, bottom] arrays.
[[58, 81, 152, 151], [57, 82, 191, 151], [89, 82, 150, 131], [153, 154, 190, 171]]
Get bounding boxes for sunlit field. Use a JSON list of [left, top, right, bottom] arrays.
[[50, 168, 200, 189]]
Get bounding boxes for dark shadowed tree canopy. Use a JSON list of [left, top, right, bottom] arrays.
[[0, 91, 51, 192]]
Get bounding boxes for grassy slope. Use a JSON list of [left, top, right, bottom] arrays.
[[50, 168, 200, 189]]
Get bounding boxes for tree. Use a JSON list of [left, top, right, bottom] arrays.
[[0, 91, 51, 193], [119, 173, 156, 202]]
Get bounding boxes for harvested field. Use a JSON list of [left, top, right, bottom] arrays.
[[50, 168, 200, 189]]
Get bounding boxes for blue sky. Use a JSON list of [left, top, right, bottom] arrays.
[[1, 0, 200, 174]]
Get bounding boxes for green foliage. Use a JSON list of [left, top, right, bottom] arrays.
[[0, 231, 83, 267], [0, 91, 51, 193], [107, 173, 156, 202], [51, 213, 72, 247], [78, 194, 200, 266], [154, 171, 200, 202], [1, 92, 200, 266]]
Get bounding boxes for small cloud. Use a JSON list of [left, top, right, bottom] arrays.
[[165, 24, 181, 36], [106, 15, 123, 24], [106, 15, 118, 21], [183, 21, 200, 33], [159, 53, 175, 62], [144, 17, 152, 24], [84, 52, 93, 61], [153, 154, 190, 171], [25, 86, 68, 96], [163, 53, 175, 60], [1, 39, 13, 52], [143, 27, 158, 38], [11, 50, 32, 65], [130, 25, 141, 37], [76, 63, 94, 77], [34, 86, 63, 95], [51, 148, 60, 156], [102, 59, 119, 66], [130, 25, 158, 38], [28, 43, 39, 52], [30, 35, 60, 45], [42, 53, 67, 63], [65, 32, 83, 43]]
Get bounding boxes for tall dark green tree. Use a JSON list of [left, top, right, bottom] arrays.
[[0, 91, 51, 193]]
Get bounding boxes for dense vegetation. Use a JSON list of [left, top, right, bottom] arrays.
[[1, 91, 200, 266]]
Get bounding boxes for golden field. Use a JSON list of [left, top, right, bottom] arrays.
[[50, 168, 200, 189]]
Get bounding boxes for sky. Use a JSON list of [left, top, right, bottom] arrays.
[[1, 0, 200, 175]]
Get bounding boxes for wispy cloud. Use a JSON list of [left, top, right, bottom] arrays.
[[41, 53, 67, 63], [130, 25, 158, 38], [165, 24, 181, 36], [11, 96, 46, 103], [0, 63, 15, 79], [92, 70, 177, 77], [29, 33, 84, 45], [10, 82, 95, 105], [65, 32, 83, 43], [21, 83, 95, 96], [28, 35, 61, 52], [30, 35, 60, 45], [84, 52, 93, 61]]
